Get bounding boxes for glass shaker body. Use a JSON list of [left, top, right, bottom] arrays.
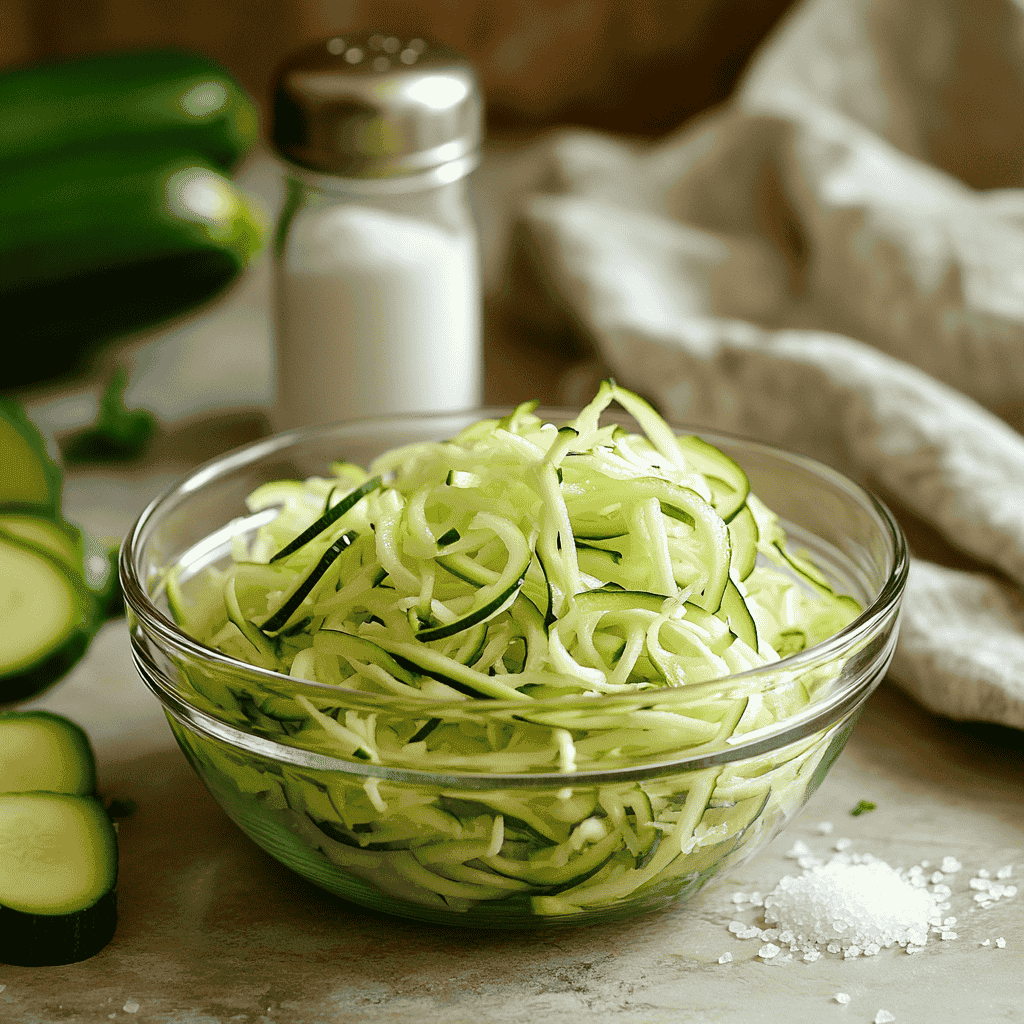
[[271, 167, 482, 432]]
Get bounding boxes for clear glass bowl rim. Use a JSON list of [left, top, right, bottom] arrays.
[[121, 406, 909, 786]]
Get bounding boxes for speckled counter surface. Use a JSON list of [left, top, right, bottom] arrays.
[[6, 153, 1023, 1022]]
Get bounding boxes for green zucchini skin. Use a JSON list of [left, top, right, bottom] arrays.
[[0, 889, 117, 967], [0, 48, 262, 388], [0, 143, 261, 293], [4, 248, 245, 388], [0, 47, 258, 172]]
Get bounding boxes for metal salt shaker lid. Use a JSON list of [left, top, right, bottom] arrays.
[[271, 32, 482, 180]]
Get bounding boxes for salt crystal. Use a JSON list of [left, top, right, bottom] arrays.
[[874, 1012, 896, 1024], [816, 821, 834, 835], [974, 893, 991, 903], [764, 952, 793, 966], [728, 921, 745, 934], [718, 952, 733, 964], [834, 838, 852, 851], [996, 937, 1006, 948], [908, 865, 923, 876], [732, 892, 749, 904], [1004, 886, 1017, 898], [978, 868, 991, 878], [969, 878, 990, 891], [980, 939, 991, 946], [759, 943, 781, 959], [123, 1001, 140, 1014], [996, 865, 1013, 879], [905, 945, 924, 954], [738, 927, 761, 939], [803, 949, 822, 962], [930, 872, 944, 884], [834, 992, 851, 1004], [787, 840, 811, 858], [940, 931, 957, 940], [940, 856, 962, 873]]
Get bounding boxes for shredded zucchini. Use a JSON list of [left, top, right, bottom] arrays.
[[165, 381, 863, 919]]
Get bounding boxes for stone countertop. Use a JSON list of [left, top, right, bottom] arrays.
[[6, 150, 1023, 1023]]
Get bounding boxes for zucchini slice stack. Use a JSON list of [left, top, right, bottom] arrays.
[[0, 399, 117, 705], [0, 711, 118, 966]]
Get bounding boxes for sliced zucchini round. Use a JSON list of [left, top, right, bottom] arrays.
[[0, 792, 117, 966], [0, 535, 94, 705], [0, 399, 62, 516], [0, 512, 83, 576], [0, 710, 97, 795]]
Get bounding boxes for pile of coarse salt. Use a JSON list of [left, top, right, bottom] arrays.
[[722, 830, 1015, 965], [768, 853, 939, 956], [727, 850, 943, 963]]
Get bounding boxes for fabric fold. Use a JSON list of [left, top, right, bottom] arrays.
[[506, 0, 1024, 729]]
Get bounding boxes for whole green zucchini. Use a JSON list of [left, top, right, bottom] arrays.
[[0, 46, 258, 171], [0, 48, 264, 388]]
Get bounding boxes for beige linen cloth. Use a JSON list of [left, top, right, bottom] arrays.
[[504, 0, 1024, 730]]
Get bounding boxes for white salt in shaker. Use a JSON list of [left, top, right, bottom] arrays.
[[269, 32, 483, 430]]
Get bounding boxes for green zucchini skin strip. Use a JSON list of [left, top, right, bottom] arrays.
[[675, 435, 750, 522], [719, 578, 758, 651], [269, 477, 380, 563], [259, 530, 357, 633], [314, 629, 418, 686], [416, 571, 527, 643], [367, 636, 531, 701]]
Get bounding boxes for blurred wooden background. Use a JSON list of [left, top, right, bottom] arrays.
[[1, 0, 798, 135]]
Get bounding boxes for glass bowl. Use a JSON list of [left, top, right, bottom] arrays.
[[121, 408, 908, 928]]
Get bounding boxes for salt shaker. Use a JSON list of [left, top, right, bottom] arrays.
[[269, 32, 483, 430]]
